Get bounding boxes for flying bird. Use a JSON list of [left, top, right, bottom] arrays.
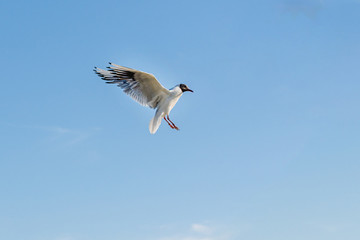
[[94, 63, 193, 134]]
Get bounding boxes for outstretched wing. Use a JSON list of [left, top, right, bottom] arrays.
[[94, 63, 169, 108]]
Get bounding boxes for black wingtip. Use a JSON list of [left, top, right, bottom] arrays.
[[108, 62, 112, 65]]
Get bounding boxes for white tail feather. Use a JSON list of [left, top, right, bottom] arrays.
[[149, 112, 163, 134]]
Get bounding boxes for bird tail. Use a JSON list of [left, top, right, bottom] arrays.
[[149, 111, 163, 134]]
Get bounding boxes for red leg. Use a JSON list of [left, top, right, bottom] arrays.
[[164, 116, 175, 129], [167, 115, 179, 130]]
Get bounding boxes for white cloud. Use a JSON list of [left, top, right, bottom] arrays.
[[181, 238, 213, 240], [157, 223, 236, 240], [159, 237, 213, 240], [54, 237, 76, 240], [191, 224, 212, 235], [308, 221, 345, 233]]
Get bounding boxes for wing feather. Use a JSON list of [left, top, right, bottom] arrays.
[[94, 63, 169, 108]]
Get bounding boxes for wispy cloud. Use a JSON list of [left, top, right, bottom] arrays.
[[45, 126, 72, 134], [280, 0, 324, 18], [2, 122, 100, 147], [43, 125, 101, 147], [25, 125, 93, 146]]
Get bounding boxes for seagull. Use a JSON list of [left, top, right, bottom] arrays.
[[94, 63, 193, 134]]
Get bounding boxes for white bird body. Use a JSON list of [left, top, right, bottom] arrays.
[[94, 63, 193, 134], [149, 86, 183, 134], [160, 86, 183, 116]]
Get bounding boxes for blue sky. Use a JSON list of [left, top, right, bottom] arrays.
[[1, 0, 360, 240]]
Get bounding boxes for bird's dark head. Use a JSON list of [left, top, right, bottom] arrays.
[[179, 84, 193, 93]]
